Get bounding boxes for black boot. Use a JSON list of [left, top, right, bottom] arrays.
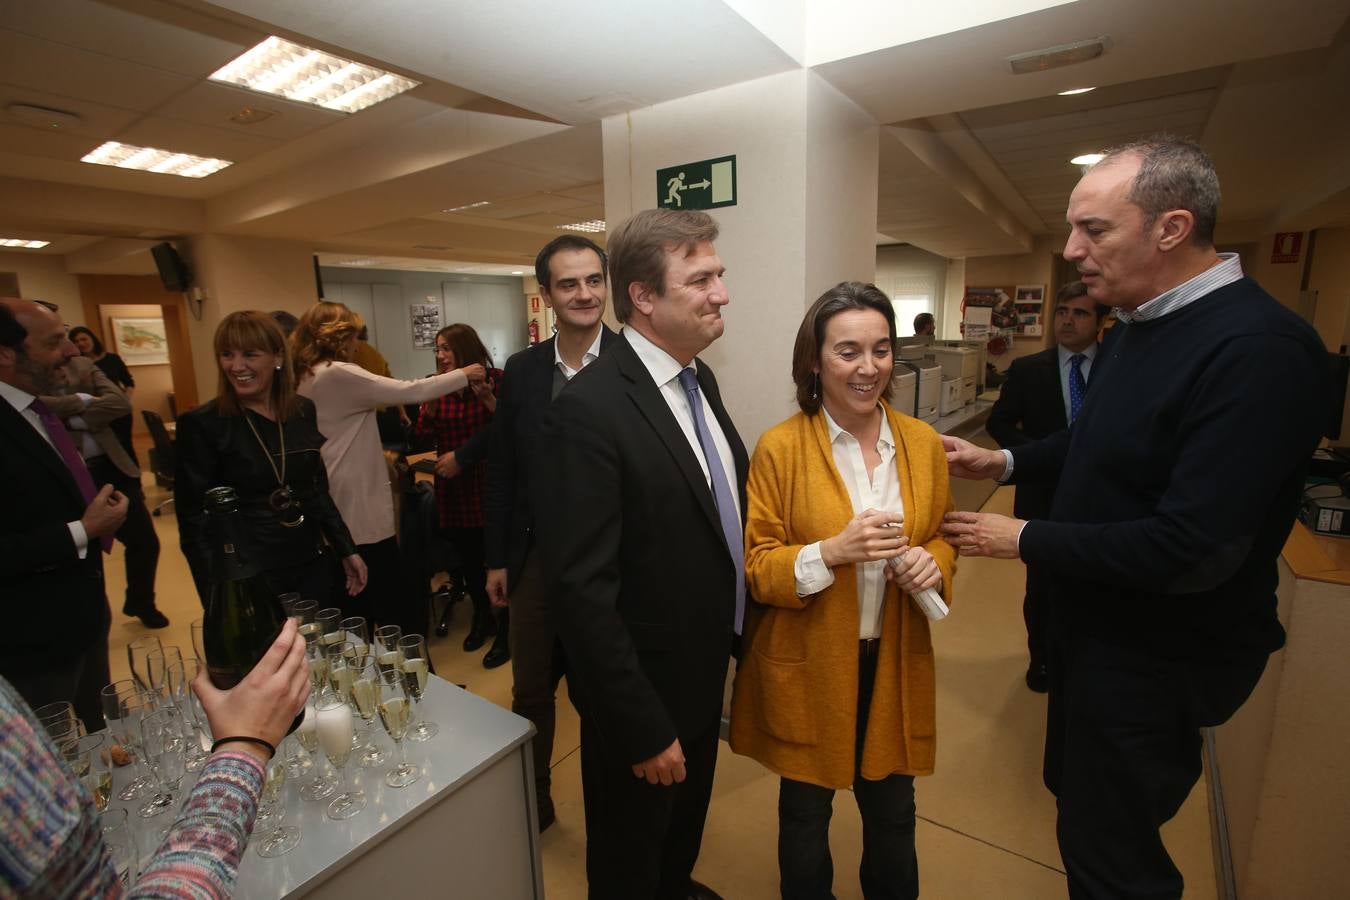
[[462, 594, 496, 652], [483, 609, 510, 669]]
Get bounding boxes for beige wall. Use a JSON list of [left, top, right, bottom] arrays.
[[0, 252, 87, 327], [100, 304, 174, 434]]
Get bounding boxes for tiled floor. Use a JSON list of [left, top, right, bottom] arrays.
[[107, 478, 1217, 899]]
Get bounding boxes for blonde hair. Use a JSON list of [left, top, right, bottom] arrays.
[[291, 301, 363, 378], [213, 311, 300, 420]]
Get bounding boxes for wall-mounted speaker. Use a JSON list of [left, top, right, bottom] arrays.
[[151, 242, 192, 293]]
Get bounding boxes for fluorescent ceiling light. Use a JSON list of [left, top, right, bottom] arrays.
[[1071, 153, 1106, 166], [1058, 87, 1096, 96], [442, 201, 491, 213], [1008, 37, 1108, 75], [338, 258, 378, 267], [511, 270, 523, 275], [80, 141, 232, 178], [0, 238, 50, 248], [555, 219, 606, 233], [210, 36, 419, 114]]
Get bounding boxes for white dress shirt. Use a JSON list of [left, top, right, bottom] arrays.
[[793, 407, 903, 640], [622, 327, 741, 523], [0, 379, 89, 556], [554, 328, 604, 381]]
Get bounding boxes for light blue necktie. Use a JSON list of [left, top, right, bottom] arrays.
[[676, 368, 745, 634], [1069, 353, 1087, 423]]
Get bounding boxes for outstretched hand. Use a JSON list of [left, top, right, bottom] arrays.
[[192, 619, 310, 763], [942, 435, 1007, 481], [939, 510, 1024, 559]]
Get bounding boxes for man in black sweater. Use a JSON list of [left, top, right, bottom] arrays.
[[987, 281, 1108, 692], [942, 140, 1328, 899]]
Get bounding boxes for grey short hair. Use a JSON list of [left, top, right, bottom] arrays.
[[1099, 137, 1220, 246]]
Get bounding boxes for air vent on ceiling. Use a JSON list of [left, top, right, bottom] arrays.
[[1007, 37, 1109, 75], [228, 106, 275, 125], [6, 102, 83, 130]]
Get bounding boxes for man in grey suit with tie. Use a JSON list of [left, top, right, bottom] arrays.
[[987, 281, 1107, 691], [0, 298, 127, 730], [536, 210, 747, 900]]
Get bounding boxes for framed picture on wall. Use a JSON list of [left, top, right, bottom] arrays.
[[410, 303, 441, 349], [109, 316, 170, 365], [1014, 284, 1045, 303]]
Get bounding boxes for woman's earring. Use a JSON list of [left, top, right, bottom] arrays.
[[811, 374, 819, 402], [275, 364, 282, 371]]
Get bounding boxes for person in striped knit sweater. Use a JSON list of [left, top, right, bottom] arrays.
[[1, 620, 309, 898]]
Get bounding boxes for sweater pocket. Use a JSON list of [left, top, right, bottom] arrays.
[[750, 651, 817, 745]]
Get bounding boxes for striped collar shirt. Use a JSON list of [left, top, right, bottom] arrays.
[[1115, 252, 1244, 324]]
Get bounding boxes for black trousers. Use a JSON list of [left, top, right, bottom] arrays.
[[344, 536, 426, 638], [508, 553, 567, 803], [87, 456, 160, 613], [442, 526, 499, 629], [778, 646, 919, 900], [1023, 562, 1050, 667], [1045, 631, 1268, 899], [579, 714, 720, 900]]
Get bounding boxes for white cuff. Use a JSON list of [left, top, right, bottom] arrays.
[[998, 449, 1014, 483], [1015, 520, 1030, 558], [794, 542, 835, 597], [68, 521, 89, 559]]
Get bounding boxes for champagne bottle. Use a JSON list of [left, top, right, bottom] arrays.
[[202, 486, 303, 734]]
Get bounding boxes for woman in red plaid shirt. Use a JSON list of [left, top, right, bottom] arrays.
[[415, 324, 508, 668]]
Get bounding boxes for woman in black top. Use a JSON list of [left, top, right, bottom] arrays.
[[175, 311, 367, 606], [69, 326, 137, 463]]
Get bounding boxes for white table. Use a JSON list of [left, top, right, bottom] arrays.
[[111, 677, 542, 899]]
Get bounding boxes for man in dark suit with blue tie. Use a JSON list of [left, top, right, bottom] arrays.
[[536, 210, 746, 900], [986, 281, 1107, 691], [0, 298, 128, 731], [484, 234, 618, 831]]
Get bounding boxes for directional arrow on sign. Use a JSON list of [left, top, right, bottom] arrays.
[[687, 179, 711, 190]]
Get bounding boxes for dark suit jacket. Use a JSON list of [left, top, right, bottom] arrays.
[[987, 345, 1096, 520], [534, 334, 747, 765], [0, 393, 107, 674], [483, 326, 618, 586]]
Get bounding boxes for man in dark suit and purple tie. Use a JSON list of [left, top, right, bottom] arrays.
[[0, 298, 128, 731]]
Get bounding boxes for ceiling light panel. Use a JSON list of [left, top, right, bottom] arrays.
[[0, 239, 51, 248], [1070, 153, 1106, 166], [81, 141, 232, 178], [210, 36, 420, 114], [555, 219, 606, 233]]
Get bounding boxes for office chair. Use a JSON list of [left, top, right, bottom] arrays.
[[142, 410, 176, 516]]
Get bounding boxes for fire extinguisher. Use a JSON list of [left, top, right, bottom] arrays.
[[527, 319, 540, 345]]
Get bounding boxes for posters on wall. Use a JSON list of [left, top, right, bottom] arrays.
[[410, 302, 441, 349], [110, 316, 170, 365]]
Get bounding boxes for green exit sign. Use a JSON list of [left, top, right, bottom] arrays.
[[657, 155, 736, 210]]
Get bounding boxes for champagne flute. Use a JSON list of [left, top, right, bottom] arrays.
[[316, 692, 364, 820], [305, 640, 329, 695], [66, 733, 112, 811], [396, 634, 437, 741], [325, 640, 355, 704], [175, 658, 211, 772], [45, 716, 86, 750], [350, 655, 387, 768], [339, 616, 369, 660], [375, 668, 419, 788], [294, 701, 336, 801], [99, 808, 138, 887], [295, 600, 321, 644], [254, 754, 301, 857], [373, 625, 401, 659], [102, 680, 152, 800], [34, 700, 78, 734], [315, 607, 344, 652], [137, 706, 186, 818], [145, 646, 184, 706], [278, 592, 302, 621], [189, 618, 206, 663], [127, 636, 164, 692]]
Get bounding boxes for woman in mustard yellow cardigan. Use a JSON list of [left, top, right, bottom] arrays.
[[729, 282, 956, 900]]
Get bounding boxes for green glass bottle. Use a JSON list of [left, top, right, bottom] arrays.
[[202, 486, 302, 733]]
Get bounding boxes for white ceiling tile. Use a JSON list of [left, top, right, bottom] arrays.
[[153, 82, 346, 142], [114, 116, 279, 162], [0, 30, 193, 111], [0, 85, 140, 139]]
